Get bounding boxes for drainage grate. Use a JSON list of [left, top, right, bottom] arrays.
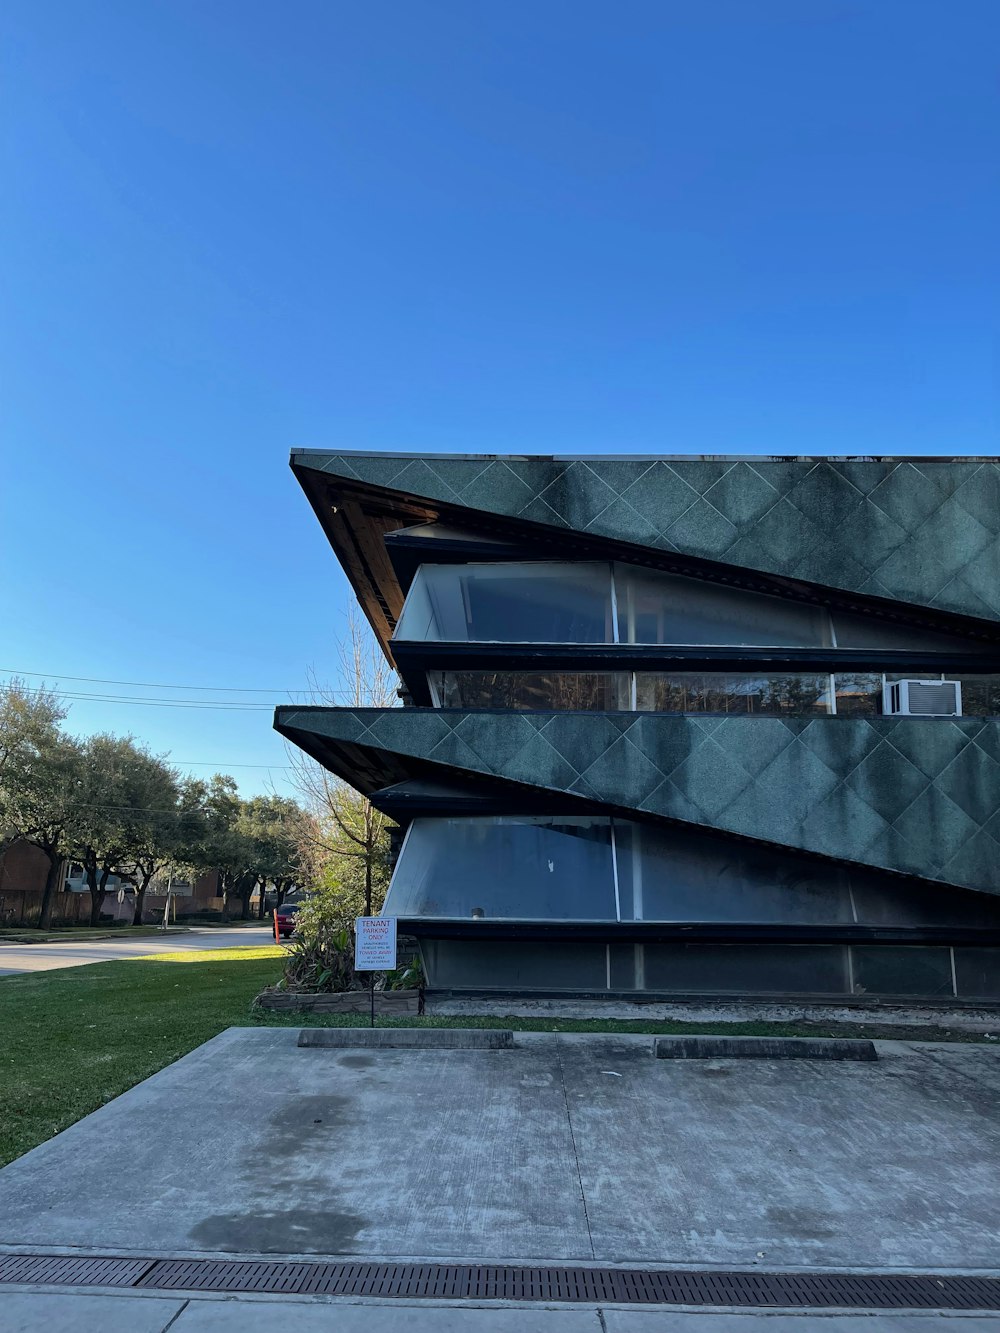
[[0, 1253, 154, 1288], [1, 1253, 999, 1310]]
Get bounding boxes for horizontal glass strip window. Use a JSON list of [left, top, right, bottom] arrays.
[[430, 670, 1000, 716], [430, 670, 835, 715], [420, 940, 1000, 997], [396, 562, 834, 647], [834, 674, 1000, 717], [384, 816, 618, 922], [395, 562, 615, 644], [634, 672, 834, 715], [395, 560, 997, 653], [384, 815, 1000, 929], [432, 671, 631, 710], [615, 565, 832, 647]]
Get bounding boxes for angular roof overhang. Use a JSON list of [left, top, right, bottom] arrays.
[[291, 450, 1000, 665], [274, 705, 1000, 900]]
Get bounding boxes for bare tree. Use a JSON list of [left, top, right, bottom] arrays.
[[286, 607, 397, 916]]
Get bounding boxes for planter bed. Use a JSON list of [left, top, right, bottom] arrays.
[[255, 988, 422, 1015]]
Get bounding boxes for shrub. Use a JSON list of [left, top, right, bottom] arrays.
[[279, 923, 362, 994]]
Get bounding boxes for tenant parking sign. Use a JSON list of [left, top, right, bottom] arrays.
[[355, 916, 397, 971]]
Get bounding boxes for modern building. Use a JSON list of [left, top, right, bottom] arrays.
[[276, 452, 1000, 1003]]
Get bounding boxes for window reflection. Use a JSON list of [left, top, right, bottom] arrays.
[[395, 563, 613, 643], [635, 672, 833, 716], [434, 671, 629, 711], [396, 560, 996, 655], [431, 669, 1000, 717], [615, 565, 832, 647], [384, 817, 617, 922], [433, 670, 836, 716]]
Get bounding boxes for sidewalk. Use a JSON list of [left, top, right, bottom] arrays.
[[6, 1290, 1000, 1331]]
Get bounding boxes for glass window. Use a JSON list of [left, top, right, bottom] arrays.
[[420, 940, 609, 991], [851, 878, 1000, 929], [384, 813, 1000, 937], [635, 672, 833, 716], [834, 673, 1000, 717], [954, 948, 1000, 999], [850, 946, 954, 997], [383, 816, 617, 921], [834, 611, 996, 654], [955, 676, 1000, 716], [833, 672, 883, 717], [614, 822, 854, 924], [396, 561, 838, 647], [394, 563, 613, 643], [431, 671, 631, 710], [430, 670, 839, 715], [643, 944, 848, 994], [615, 565, 832, 647]]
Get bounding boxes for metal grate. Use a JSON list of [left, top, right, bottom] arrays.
[[2, 1253, 999, 1310], [0, 1253, 154, 1288]]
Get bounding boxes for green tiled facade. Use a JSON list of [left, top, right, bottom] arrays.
[[280, 450, 1000, 1000], [298, 452, 1000, 623], [278, 707, 1000, 896]]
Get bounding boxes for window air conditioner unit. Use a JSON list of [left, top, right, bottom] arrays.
[[882, 679, 962, 717]]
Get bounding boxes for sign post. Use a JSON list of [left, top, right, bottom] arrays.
[[355, 917, 397, 1029]]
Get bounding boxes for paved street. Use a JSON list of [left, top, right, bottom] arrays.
[[0, 925, 274, 976]]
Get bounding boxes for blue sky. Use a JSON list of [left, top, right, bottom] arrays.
[[2, 0, 998, 796]]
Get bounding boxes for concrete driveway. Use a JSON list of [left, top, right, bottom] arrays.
[[3, 1027, 1000, 1272], [0, 925, 274, 975]]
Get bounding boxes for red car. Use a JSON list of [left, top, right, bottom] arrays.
[[275, 902, 302, 939]]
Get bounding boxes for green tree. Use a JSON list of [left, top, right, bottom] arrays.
[[0, 680, 82, 928], [238, 793, 310, 921], [68, 735, 185, 927], [119, 772, 204, 926], [184, 774, 249, 922], [183, 780, 309, 921]]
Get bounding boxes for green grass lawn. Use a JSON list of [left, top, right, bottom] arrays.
[[1, 944, 994, 1168], [0, 946, 286, 1167]]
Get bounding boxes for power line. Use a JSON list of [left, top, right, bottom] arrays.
[[173, 761, 293, 770], [5, 683, 286, 711], [55, 694, 273, 711], [0, 668, 360, 698], [1, 668, 304, 693]]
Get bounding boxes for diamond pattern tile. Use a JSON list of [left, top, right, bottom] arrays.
[[843, 741, 930, 824], [300, 453, 1000, 622], [702, 462, 779, 526], [665, 495, 738, 557], [663, 739, 753, 820], [786, 463, 866, 535], [279, 708, 1000, 895], [576, 734, 667, 808], [616, 463, 701, 535]]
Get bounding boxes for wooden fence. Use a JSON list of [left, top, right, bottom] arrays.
[[0, 889, 92, 928]]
